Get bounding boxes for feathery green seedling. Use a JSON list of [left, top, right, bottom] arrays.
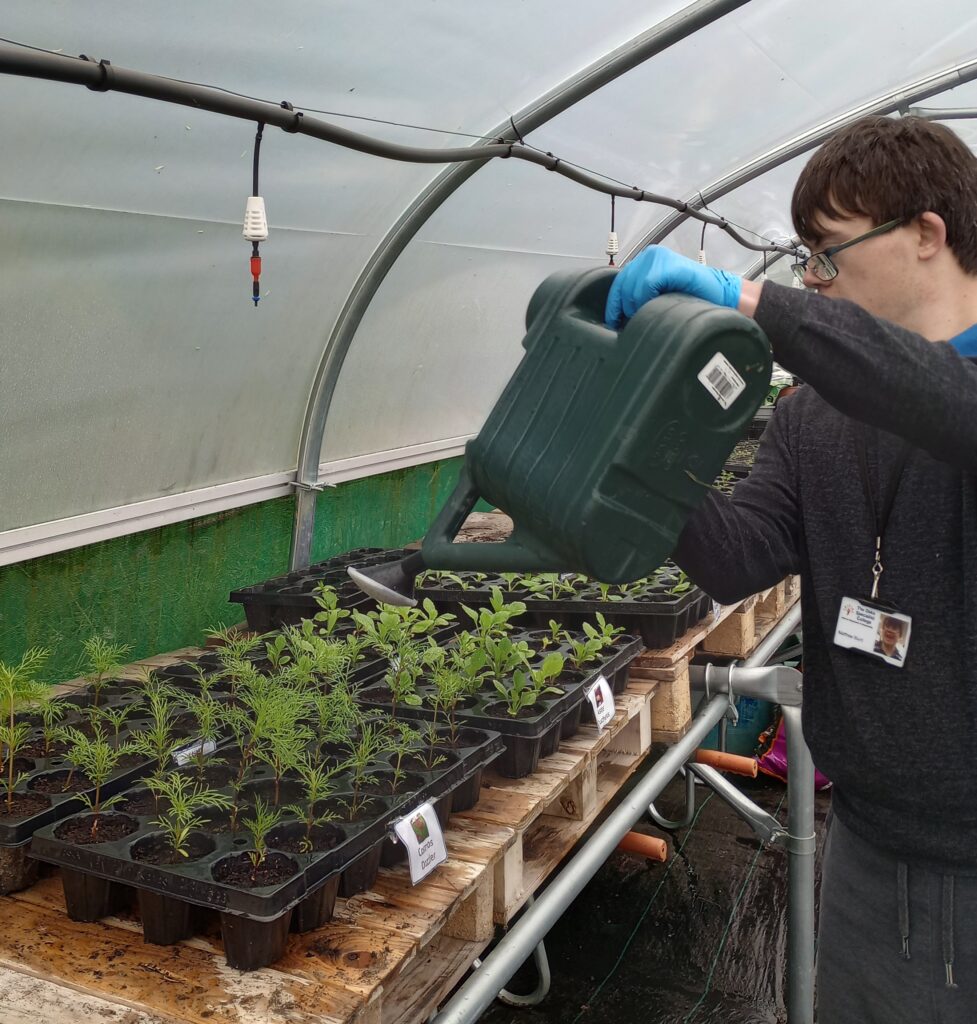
[[250, 681, 312, 805], [80, 635, 132, 708], [385, 721, 422, 793], [66, 726, 134, 838], [37, 694, 68, 758], [242, 796, 283, 878], [0, 648, 50, 813], [426, 665, 470, 748], [418, 722, 448, 772], [148, 771, 233, 858], [126, 683, 180, 768], [283, 757, 341, 852], [91, 702, 138, 745], [181, 692, 226, 781], [340, 722, 389, 819]]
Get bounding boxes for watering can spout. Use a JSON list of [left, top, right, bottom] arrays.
[[347, 267, 772, 604]]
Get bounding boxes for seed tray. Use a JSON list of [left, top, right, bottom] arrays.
[[418, 575, 709, 649], [0, 694, 163, 848], [31, 727, 502, 921], [356, 635, 642, 778], [229, 548, 412, 631]]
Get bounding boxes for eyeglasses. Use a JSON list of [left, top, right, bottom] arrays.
[[791, 218, 904, 283]]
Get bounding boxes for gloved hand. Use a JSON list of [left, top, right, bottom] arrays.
[[604, 245, 743, 328]]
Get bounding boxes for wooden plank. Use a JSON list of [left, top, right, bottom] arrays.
[[379, 934, 483, 1024], [701, 605, 756, 657], [650, 663, 691, 738], [0, 964, 172, 1024], [0, 897, 368, 1024]]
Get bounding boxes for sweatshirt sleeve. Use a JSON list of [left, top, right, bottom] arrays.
[[755, 282, 977, 472], [673, 404, 801, 605]]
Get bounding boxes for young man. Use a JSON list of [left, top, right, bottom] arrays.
[[605, 116, 977, 1023]]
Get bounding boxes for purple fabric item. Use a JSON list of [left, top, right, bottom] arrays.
[[756, 718, 832, 790]]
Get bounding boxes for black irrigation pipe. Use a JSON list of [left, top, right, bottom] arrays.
[[0, 42, 797, 258]]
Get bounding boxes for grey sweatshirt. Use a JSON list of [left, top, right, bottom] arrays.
[[674, 282, 977, 869]]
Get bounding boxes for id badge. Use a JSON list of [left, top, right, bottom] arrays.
[[833, 596, 912, 668]]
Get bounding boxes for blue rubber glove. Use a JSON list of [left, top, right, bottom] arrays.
[[604, 245, 743, 328]]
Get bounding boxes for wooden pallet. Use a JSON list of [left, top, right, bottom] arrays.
[[0, 678, 658, 1024], [629, 577, 801, 743]]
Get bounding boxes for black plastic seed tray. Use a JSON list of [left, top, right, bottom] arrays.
[[229, 548, 412, 631], [357, 635, 642, 779], [0, 691, 159, 848], [30, 727, 502, 969], [418, 576, 709, 650]]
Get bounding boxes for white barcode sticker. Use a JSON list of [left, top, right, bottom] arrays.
[[697, 353, 746, 410], [172, 739, 216, 766]]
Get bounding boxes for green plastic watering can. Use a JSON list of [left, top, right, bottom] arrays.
[[349, 267, 771, 605]]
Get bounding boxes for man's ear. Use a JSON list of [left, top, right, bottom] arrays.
[[916, 211, 947, 261]]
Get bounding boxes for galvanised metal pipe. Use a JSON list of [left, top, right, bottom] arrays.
[[783, 704, 816, 1024], [907, 105, 977, 120], [430, 692, 731, 1024], [286, 0, 756, 568], [627, 56, 977, 260]]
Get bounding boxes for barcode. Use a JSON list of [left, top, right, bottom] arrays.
[[706, 365, 734, 401], [697, 353, 746, 410]]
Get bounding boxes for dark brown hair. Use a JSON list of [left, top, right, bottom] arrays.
[[791, 115, 977, 273]]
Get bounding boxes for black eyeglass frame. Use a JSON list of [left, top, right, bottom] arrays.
[[791, 218, 905, 283]]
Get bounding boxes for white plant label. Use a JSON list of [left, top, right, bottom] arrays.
[[697, 353, 746, 410], [392, 800, 447, 884], [587, 674, 616, 731], [712, 599, 723, 622], [172, 738, 217, 766]]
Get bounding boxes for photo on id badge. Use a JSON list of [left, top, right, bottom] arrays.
[[835, 597, 911, 668]]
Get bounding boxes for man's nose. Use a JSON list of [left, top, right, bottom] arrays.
[[803, 264, 825, 289]]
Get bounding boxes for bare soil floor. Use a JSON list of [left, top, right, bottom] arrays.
[[479, 771, 830, 1024]]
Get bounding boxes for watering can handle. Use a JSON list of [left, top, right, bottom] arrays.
[[420, 464, 569, 573]]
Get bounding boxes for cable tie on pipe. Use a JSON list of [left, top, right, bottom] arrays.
[[545, 152, 561, 171], [508, 116, 525, 146], [280, 100, 303, 133], [78, 55, 113, 92]]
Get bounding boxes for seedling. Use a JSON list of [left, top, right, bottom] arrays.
[[181, 692, 227, 780], [385, 721, 422, 792], [312, 584, 352, 635], [418, 722, 448, 771], [427, 665, 469, 747], [242, 796, 283, 877], [585, 613, 625, 646], [462, 587, 526, 641], [126, 684, 180, 767], [248, 682, 312, 805], [340, 722, 389, 819], [81, 635, 132, 708], [477, 634, 528, 684], [283, 757, 341, 851], [0, 648, 50, 814], [564, 634, 604, 669], [91, 702, 138, 745], [37, 695, 68, 757], [148, 771, 232, 858], [492, 652, 565, 717], [65, 726, 134, 838]]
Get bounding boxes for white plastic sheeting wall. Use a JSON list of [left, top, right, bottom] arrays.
[[3, 0, 977, 553]]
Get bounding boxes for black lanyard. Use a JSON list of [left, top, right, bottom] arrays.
[[854, 427, 911, 599]]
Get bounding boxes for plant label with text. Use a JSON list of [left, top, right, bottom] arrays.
[[392, 800, 447, 884], [172, 739, 217, 766], [587, 675, 615, 731]]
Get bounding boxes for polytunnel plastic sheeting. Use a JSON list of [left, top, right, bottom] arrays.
[[316, 0, 977, 468], [4, 2, 977, 549], [1, 0, 682, 538]]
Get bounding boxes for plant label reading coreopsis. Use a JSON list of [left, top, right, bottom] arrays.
[[697, 352, 746, 410], [172, 739, 217, 766], [587, 675, 615, 731], [392, 801, 447, 884]]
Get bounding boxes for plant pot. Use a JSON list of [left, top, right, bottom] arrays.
[[61, 867, 123, 922], [290, 876, 340, 933], [220, 909, 292, 970], [559, 702, 584, 740], [339, 841, 383, 897], [138, 890, 194, 945], [494, 736, 542, 780], [450, 767, 484, 813], [539, 720, 562, 759], [380, 834, 407, 868], [0, 841, 39, 895]]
